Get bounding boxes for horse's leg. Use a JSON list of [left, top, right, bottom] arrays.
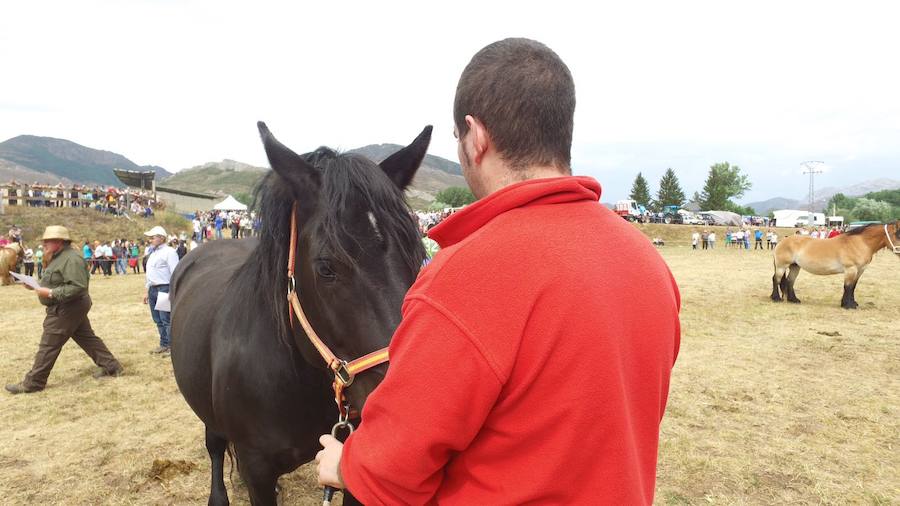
[[205, 426, 230, 506], [785, 263, 801, 303], [771, 262, 786, 301], [234, 446, 279, 506], [841, 266, 860, 309]]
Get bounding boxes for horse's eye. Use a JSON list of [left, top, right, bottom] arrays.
[[315, 260, 337, 279]]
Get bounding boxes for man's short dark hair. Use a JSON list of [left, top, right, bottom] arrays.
[[454, 38, 575, 172]]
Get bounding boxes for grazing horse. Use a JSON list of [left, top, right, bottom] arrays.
[[0, 243, 24, 285], [170, 122, 430, 505], [771, 221, 900, 308]]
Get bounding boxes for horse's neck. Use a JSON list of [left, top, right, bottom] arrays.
[[859, 228, 889, 253]]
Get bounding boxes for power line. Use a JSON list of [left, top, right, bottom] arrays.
[[801, 161, 824, 221]]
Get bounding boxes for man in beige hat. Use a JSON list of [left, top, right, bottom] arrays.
[[5, 226, 124, 394], [143, 225, 179, 354]]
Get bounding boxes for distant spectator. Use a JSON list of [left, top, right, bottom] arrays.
[[691, 231, 699, 250], [35, 245, 44, 278], [143, 226, 179, 355], [9, 224, 22, 244], [23, 246, 35, 276]]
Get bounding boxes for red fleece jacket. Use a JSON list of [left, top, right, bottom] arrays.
[[341, 176, 680, 505]]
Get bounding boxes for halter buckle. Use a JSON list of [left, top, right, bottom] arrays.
[[333, 360, 354, 387]]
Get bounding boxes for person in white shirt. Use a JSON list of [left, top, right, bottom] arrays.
[[708, 231, 716, 249], [143, 226, 180, 355], [691, 231, 700, 250]]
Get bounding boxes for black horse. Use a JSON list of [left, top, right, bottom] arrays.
[[170, 122, 430, 505]]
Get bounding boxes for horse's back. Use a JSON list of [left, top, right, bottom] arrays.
[[172, 238, 257, 301], [775, 235, 850, 275]]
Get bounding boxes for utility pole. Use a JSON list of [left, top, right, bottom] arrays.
[[801, 161, 824, 224]]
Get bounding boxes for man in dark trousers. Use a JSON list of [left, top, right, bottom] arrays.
[[5, 226, 124, 394]]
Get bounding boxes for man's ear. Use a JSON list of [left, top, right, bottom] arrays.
[[379, 126, 433, 190], [464, 115, 491, 165]]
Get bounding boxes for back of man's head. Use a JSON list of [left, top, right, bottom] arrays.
[[454, 38, 575, 172]]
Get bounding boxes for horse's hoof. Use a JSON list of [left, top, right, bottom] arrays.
[[788, 298, 801, 304]]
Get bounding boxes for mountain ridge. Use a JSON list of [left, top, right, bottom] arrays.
[[0, 135, 171, 186]]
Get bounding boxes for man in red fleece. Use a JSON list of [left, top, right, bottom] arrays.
[[317, 38, 681, 505]]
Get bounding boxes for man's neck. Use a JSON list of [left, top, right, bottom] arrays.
[[478, 159, 570, 197]]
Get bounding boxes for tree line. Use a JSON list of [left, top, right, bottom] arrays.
[[826, 190, 900, 222], [629, 162, 755, 214]]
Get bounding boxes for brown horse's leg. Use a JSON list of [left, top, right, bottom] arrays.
[[841, 266, 861, 309], [771, 262, 786, 301], [785, 264, 801, 303]]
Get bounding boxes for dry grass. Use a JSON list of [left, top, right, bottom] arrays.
[[0, 206, 191, 246], [656, 245, 899, 505], [1, 234, 897, 505], [0, 274, 329, 505]]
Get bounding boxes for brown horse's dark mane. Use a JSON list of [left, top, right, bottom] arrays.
[[844, 223, 882, 236]]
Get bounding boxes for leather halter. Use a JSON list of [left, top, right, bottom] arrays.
[[886, 224, 900, 254], [285, 202, 390, 418]]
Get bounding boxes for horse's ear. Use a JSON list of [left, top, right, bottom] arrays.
[[379, 125, 433, 190], [257, 121, 320, 198]]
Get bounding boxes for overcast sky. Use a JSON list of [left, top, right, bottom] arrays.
[[2, 0, 898, 203]]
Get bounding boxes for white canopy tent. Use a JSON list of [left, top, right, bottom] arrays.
[[213, 195, 248, 211]]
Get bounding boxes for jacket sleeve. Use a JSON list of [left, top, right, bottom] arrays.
[[50, 256, 88, 302], [340, 297, 503, 505]]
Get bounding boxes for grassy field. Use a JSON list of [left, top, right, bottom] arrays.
[[0, 238, 898, 504]]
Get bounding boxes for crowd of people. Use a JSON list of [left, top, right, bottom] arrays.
[[190, 210, 259, 241], [1, 224, 189, 280], [2, 181, 161, 217], [690, 225, 845, 250], [413, 208, 458, 234]]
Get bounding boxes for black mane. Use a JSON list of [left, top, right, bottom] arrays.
[[845, 223, 882, 236], [232, 147, 423, 344]]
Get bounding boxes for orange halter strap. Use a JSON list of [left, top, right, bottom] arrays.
[[285, 202, 390, 419]]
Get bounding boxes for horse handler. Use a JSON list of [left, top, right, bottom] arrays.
[[5, 226, 124, 395]]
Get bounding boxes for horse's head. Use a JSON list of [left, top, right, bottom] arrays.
[[257, 122, 430, 413]]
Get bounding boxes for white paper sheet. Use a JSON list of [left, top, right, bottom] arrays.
[[10, 272, 41, 290], [154, 291, 171, 312]]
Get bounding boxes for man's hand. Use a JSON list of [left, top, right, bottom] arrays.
[[316, 435, 346, 489], [142, 294, 148, 304], [35, 287, 52, 298]]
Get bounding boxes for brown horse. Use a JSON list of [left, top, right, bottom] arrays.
[[0, 243, 24, 285], [771, 220, 900, 309]]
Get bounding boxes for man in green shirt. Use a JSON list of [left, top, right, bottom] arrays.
[[5, 226, 124, 395]]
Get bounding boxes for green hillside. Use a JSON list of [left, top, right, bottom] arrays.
[[1, 206, 190, 246], [161, 165, 265, 198], [0, 135, 170, 186]]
